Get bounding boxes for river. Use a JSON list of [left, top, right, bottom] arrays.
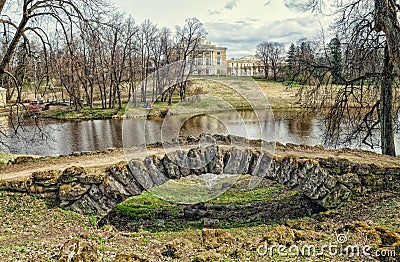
[[0, 109, 399, 156]]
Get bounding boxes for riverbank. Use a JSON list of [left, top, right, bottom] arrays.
[[37, 78, 302, 121]]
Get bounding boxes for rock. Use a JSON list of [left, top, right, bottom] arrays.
[[112, 252, 148, 262], [78, 170, 105, 185], [59, 166, 87, 184], [299, 164, 330, 200], [162, 237, 193, 259], [185, 148, 209, 174], [67, 194, 111, 215], [108, 163, 142, 195], [32, 170, 61, 187], [204, 218, 220, 228], [319, 184, 352, 209], [183, 208, 197, 220], [59, 183, 91, 202], [99, 175, 131, 203], [250, 151, 272, 178], [208, 147, 225, 174], [276, 157, 298, 185], [58, 238, 99, 262], [143, 156, 168, 186], [194, 250, 223, 261], [163, 161, 181, 179], [202, 228, 234, 249], [128, 159, 154, 189], [336, 173, 361, 194], [150, 156, 166, 177], [87, 185, 102, 201], [223, 148, 252, 174]]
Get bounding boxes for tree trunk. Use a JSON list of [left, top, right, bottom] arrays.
[[380, 44, 396, 156], [374, 0, 400, 73], [0, 16, 28, 76], [0, 0, 6, 14]]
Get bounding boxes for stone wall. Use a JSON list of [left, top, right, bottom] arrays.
[[1, 137, 399, 216]]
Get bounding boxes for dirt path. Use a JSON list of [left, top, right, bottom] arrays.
[[0, 144, 229, 182], [0, 147, 163, 182]]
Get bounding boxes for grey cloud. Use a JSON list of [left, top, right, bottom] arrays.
[[283, 0, 305, 11], [225, 0, 239, 10], [234, 18, 260, 26], [208, 9, 221, 15], [204, 16, 321, 57]]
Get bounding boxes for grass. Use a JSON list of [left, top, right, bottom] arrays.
[[111, 176, 307, 232], [0, 152, 39, 167], [1, 182, 399, 261], [210, 184, 285, 204], [37, 78, 302, 121], [0, 152, 15, 165], [41, 104, 127, 120]]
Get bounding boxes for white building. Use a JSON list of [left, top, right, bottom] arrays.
[[227, 55, 264, 76]]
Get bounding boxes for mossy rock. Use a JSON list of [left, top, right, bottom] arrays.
[[11, 156, 35, 165], [344, 222, 400, 247], [112, 252, 148, 262], [263, 224, 326, 246], [202, 228, 234, 249], [59, 166, 87, 183], [78, 169, 105, 184], [162, 237, 194, 259], [193, 250, 223, 262], [58, 238, 99, 262], [32, 170, 61, 186], [59, 182, 90, 201], [374, 226, 400, 246]]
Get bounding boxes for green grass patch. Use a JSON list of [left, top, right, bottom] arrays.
[[0, 152, 15, 165], [41, 104, 126, 120], [211, 185, 285, 205], [113, 176, 294, 231]]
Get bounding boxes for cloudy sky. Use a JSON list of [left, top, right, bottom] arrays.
[[111, 0, 334, 58]]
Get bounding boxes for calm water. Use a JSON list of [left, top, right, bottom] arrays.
[[0, 109, 399, 156]]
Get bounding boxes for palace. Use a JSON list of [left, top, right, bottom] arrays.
[[192, 41, 228, 76], [227, 55, 264, 77], [194, 41, 264, 77]]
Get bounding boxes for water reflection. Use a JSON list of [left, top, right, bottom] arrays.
[[0, 109, 399, 156]]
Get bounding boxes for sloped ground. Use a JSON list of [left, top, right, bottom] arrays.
[[0, 174, 399, 261]]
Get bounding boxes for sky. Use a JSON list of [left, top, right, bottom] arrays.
[[110, 0, 334, 58]]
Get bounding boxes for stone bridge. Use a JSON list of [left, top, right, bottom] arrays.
[[1, 136, 399, 216]]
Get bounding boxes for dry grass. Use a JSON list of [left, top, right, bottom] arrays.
[[0, 185, 398, 261]]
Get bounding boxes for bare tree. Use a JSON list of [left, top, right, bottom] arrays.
[[294, 0, 400, 156], [165, 17, 206, 105], [270, 42, 285, 81], [256, 41, 272, 79]]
